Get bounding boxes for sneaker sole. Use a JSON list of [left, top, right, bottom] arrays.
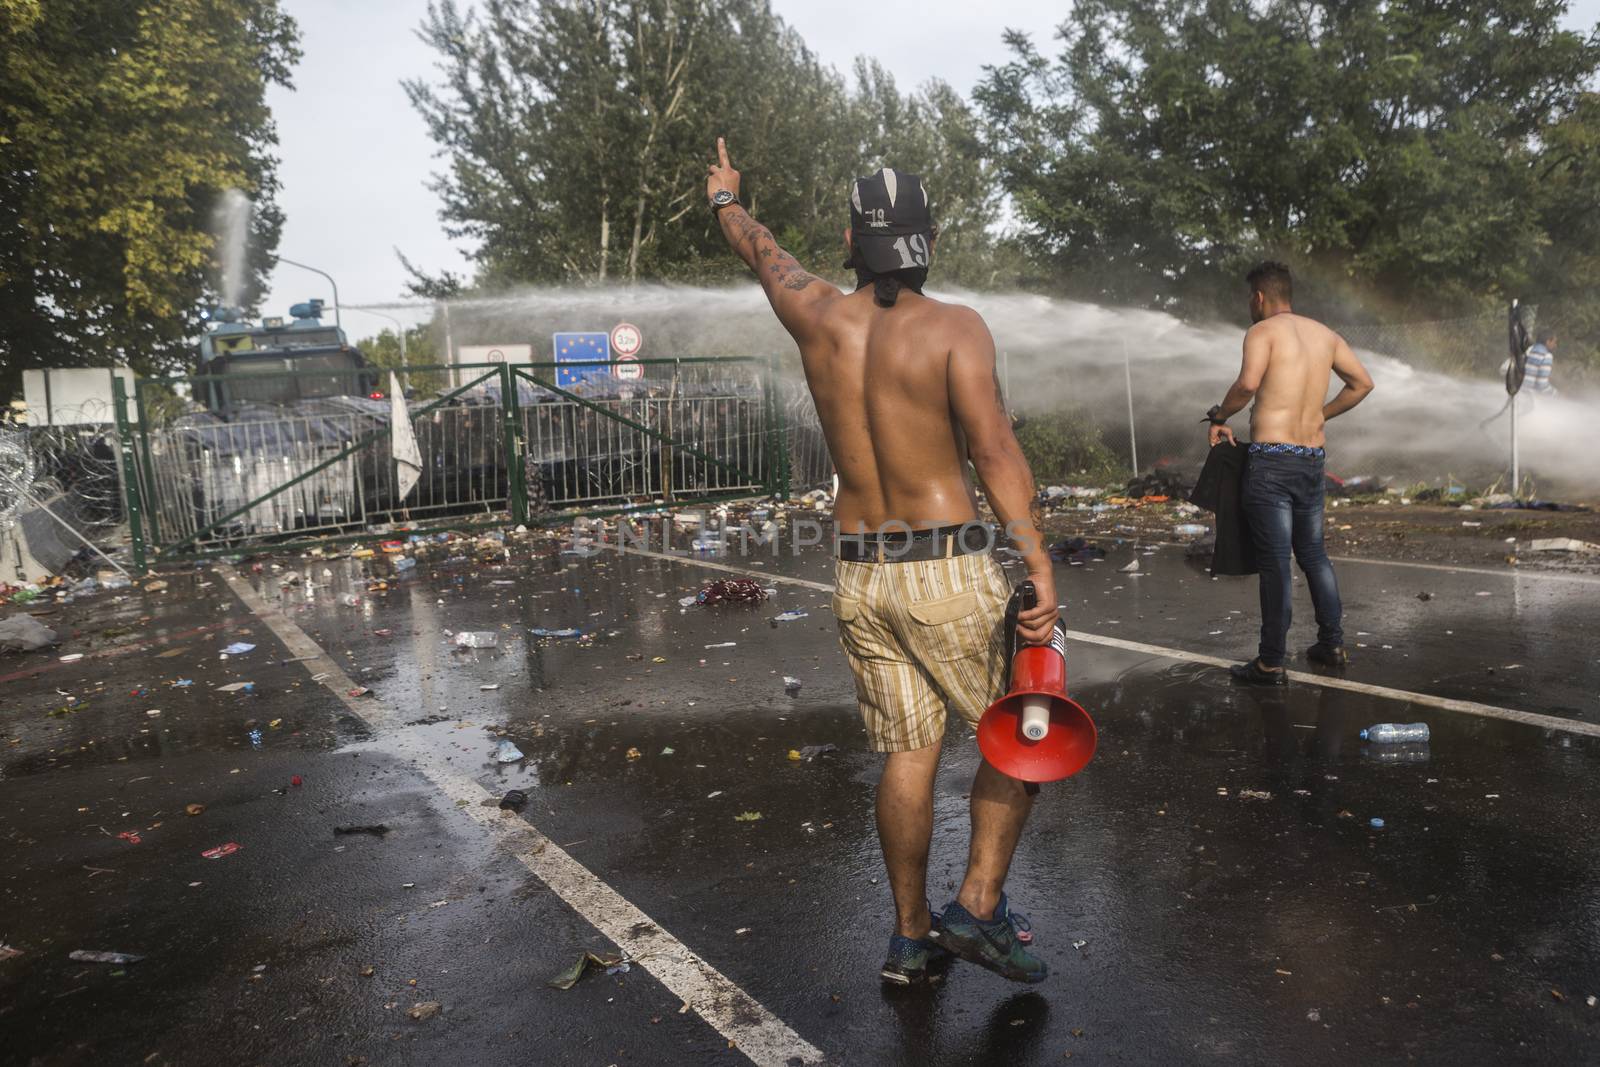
[[932, 929, 1048, 985]]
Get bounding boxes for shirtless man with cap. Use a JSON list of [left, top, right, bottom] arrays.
[[708, 138, 1055, 985], [1207, 261, 1374, 684]]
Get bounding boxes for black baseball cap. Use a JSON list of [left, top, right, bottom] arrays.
[[847, 168, 933, 274]]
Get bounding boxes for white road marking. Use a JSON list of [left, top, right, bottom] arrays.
[[218, 565, 826, 1067], [615, 545, 1600, 741], [1330, 554, 1600, 586]]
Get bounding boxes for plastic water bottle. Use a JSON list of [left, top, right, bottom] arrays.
[[1360, 722, 1430, 743], [1173, 524, 1210, 537]]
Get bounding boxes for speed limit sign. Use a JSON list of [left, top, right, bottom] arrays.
[[609, 322, 643, 357]]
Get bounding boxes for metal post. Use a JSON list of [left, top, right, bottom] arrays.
[[441, 301, 457, 389], [502, 363, 528, 525], [1122, 338, 1139, 475], [1510, 393, 1520, 496], [111, 375, 147, 573], [345, 306, 408, 387]]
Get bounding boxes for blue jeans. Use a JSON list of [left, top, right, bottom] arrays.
[[1241, 451, 1344, 667]]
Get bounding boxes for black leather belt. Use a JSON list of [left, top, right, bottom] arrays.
[[835, 522, 994, 563]]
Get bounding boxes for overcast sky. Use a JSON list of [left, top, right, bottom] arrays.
[[260, 0, 1600, 334]]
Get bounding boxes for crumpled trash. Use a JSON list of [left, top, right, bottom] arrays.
[[529, 627, 581, 639], [773, 610, 809, 622], [220, 643, 255, 657], [499, 789, 528, 811], [783, 676, 803, 693], [201, 842, 243, 858], [217, 682, 254, 693], [332, 825, 388, 837], [691, 579, 768, 605], [407, 1001, 443, 1020], [454, 631, 498, 648], [547, 952, 629, 990], [797, 743, 838, 761], [1119, 559, 1140, 573], [494, 739, 525, 763], [1527, 537, 1600, 553], [0, 614, 58, 652], [69, 950, 144, 965]]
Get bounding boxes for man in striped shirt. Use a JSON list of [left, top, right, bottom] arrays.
[[1526, 330, 1557, 394]]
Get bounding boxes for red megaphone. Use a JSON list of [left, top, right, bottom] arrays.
[[976, 581, 1098, 783]]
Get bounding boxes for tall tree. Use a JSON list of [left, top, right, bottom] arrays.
[[0, 0, 299, 402], [404, 0, 1001, 291], [975, 0, 1600, 320]]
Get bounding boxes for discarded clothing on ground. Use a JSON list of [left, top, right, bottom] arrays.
[[1048, 537, 1105, 564], [1188, 441, 1257, 576], [1124, 467, 1191, 500]]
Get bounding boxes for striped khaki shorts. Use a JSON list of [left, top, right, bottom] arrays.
[[831, 553, 1011, 752]]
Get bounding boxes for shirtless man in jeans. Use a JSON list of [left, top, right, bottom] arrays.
[[1207, 261, 1374, 684], [708, 138, 1056, 984]]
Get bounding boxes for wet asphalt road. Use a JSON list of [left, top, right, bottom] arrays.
[[3, 530, 1599, 1065]]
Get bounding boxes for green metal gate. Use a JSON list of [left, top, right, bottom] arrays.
[[113, 356, 789, 569]]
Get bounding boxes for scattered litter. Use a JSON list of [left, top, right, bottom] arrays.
[[117, 831, 142, 845], [499, 790, 528, 811], [454, 631, 498, 648], [332, 826, 388, 837], [217, 682, 254, 693], [1369, 818, 1385, 829], [0, 944, 22, 962], [784, 676, 803, 693], [529, 627, 582, 639], [69, 950, 144, 965], [407, 1001, 442, 1021], [706, 791, 723, 799], [690, 579, 768, 605], [733, 811, 763, 822], [0, 614, 59, 652], [1361, 722, 1429, 743], [773, 610, 809, 622], [787, 749, 802, 761], [626, 747, 642, 760], [1416, 592, 1433, 601], [248, 728, 263, 748], [201, 842, 243, 858], [704, 641, 737, 649], [185, 804, 205, 817], [1238, 789, 1273, 801], [798, 744, 838, 761], [480, 684, 500, 691], [221, 643, 255, 656], [660, 746, 675, 756], [1527, 538, 1600, 553], [347, 686, 372, 698], [1119, 559, 1140, 573], [1307, 1008, 1322, 1023], [493, 740, 525, 763], [1173, 524, 1209, 538], [146, 709, 162, 718], [291, 775, 303, 787], [58, 652, 84, 663], [547, 951, 628, 990]]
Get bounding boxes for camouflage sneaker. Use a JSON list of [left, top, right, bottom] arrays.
[[931, 893, 1048, 984], [880, 905, 952, 986]]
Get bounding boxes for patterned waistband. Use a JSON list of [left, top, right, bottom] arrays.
[[1249, 442, 1326, 459]]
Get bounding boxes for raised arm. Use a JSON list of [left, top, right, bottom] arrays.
[[946, 308, 1059, 645], [707, 137, 839, 339], [1323, 333, 1374, 421]]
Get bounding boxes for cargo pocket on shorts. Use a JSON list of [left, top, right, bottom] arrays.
[[831, 593, 872, 659], [906, 590, 985, 662]]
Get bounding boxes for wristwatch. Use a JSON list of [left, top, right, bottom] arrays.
[[710, 189, 739, 215]]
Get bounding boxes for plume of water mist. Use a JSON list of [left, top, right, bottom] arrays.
[[213, 189, 252, 310], [425, 283, 1599, 494]]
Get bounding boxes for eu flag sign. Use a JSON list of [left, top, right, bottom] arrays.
[[552, 332, 611, 388]]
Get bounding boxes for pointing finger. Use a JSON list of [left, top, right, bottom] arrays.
[[717, 136, 730, 169]]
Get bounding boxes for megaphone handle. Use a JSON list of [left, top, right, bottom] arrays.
[[1017, 580, 1038, 612]]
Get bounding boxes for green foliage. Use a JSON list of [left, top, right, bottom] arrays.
[[0, 0, 299, 402], [404, 0, 1006, 291], [357, 324, 447, 398], [1014, 410, 1124, 487], [975, 0, 1600, 329]]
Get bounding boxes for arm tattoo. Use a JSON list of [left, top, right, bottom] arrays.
[[722, 208, 820, 292]]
